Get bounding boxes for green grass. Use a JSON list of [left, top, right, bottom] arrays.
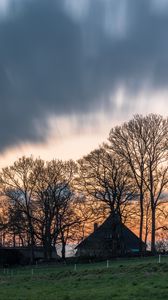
[[0, 257, 168, 300]]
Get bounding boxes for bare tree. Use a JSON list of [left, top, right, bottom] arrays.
[[0, 156, 43, 263], [142, 115, 168, 253], [7, 200, 28, 247], [33, 159, 80, 260], [109, 114, 168, 253], [109, 115, 149, 253], [0, 157, 88, 260], [77, 146, 134, 220], [0, 194, 9, 246]]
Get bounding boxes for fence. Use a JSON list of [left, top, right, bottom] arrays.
[[0, 254, 168, 278]]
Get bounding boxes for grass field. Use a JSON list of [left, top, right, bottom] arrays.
[[0, 256, 168, 300]]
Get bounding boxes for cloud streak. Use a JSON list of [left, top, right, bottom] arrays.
[[1, 0, 168, 150]]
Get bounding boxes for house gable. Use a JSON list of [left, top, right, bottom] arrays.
[[76, 213, 145, 258]]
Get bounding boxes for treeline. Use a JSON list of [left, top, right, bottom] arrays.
[[0, 114, 168, 261]]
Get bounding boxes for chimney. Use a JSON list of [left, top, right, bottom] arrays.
[[94, 223, 98, 232]]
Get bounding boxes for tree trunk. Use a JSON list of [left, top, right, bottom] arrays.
[[13, 232, 16, 247], [61, 241, 66, 260], [139, 191, 144, 255], [28, 220, 35, 264], [149, 166, 156, 255], [151, 206, 156, 254], [144, 220, 149, 247]]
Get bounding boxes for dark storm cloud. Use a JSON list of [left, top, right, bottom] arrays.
[[1, 0, 168, 150]]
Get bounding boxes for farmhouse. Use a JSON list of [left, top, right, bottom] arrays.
[[0, 246, 59, 266], [76, 212, 146, 258]]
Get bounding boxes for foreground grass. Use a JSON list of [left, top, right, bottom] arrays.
[[0, 258, 168, 300]]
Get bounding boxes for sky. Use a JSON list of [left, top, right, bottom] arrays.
[[1, 0, 168, 167]]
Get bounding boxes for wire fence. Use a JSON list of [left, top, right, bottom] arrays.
[[0, 254, 168, 278]]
